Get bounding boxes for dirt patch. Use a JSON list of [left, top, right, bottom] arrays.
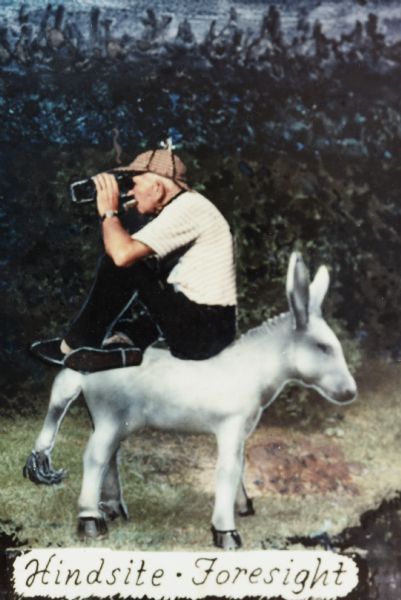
[[247, 432, 363, 496]]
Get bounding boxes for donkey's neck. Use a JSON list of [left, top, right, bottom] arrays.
[[231, 313, 294, 407]]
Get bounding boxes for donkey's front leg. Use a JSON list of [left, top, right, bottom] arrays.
[[23, 369, 82, 485], [77, 425, 121, 540], [212, 420, 245, 550]]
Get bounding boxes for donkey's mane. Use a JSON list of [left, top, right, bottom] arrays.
[[239, 312, 290, 344]]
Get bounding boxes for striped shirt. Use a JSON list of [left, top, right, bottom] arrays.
[[133, 191, 236, 306]]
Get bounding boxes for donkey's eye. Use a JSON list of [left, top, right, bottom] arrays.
[[317, 343, 332, 355]]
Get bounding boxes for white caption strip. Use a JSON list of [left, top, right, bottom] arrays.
[[14, 548, 358, 599]]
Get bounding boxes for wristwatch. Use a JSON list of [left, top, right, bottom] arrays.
[[101, 210, 120, 221]]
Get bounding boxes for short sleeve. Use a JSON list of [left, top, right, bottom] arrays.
[[132, 195, 200, 258]]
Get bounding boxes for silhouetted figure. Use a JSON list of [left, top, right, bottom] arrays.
[[203, 7, 246, 63], [176, 19, 195, 46], [90, 7, 101, 48], [32, 4, 65, 54], [54, 5, 65, 32], [172, 18, 197, 54], [28, 4, 51, 61], [18, 4, 29, 26], [15, 23, 32, 64], [352, 20, 363, 45], [140, 8, 172, 41], [366, 13, 378, 41], [202, 19, 217, 48], [101, 17, 112, 56], [141, 8, 157, 32], [365, 12, 385, 51], [261, 5, 283, 46], [64, 18, 86, 55], [40, 5, 53, 31], [312, 19, 329, 59], [33, 4, 51, 47], [0, 24, 11, 64], [101, 18, 127, 60], [137, 7, 172, 51], [219, 7, 242, 49]]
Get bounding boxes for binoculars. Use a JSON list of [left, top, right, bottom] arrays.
[[70, 170, 136, 204]]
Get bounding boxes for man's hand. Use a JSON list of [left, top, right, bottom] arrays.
[[93, 173, 120, 217], [93, 172, 153, 267]]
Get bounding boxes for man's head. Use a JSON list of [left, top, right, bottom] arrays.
[[121, 148, 190, 215], [128, 171, 182, 214]]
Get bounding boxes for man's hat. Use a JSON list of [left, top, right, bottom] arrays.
[[121, 149, 190, 190]]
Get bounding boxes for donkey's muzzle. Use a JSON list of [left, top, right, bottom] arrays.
[[334, 384, 357, 404], [343, 388, 357, 402]]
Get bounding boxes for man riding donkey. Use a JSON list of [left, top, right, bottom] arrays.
[[31, 147, 237, 372]]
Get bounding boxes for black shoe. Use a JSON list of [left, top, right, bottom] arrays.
[[30, 338, 65, 366], [64, 346, 143, 373]]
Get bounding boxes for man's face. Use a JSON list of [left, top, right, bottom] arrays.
[[128, 173, 164, 214]]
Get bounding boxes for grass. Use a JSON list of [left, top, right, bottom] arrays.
[[2, 358, 401, 551]]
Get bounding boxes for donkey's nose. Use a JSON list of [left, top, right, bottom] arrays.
[[343, 388, 357, 402], [338, 383, 357, 403]]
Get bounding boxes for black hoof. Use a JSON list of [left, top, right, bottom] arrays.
[[211, 525, 242, 550], [99, 501, 129, 521], [23, 451, 66, 485], [238, 497, 255, 517], [77, 517, 108, 540]]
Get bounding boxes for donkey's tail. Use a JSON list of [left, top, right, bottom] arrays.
[[23, 369, 83, 485]]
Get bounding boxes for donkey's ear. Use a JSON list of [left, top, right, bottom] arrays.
[[286, 252, 310, 330], [309, 265, 330, 316]]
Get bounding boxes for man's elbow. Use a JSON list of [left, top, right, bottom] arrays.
[[109, 249, 136, 268], [105, 239, 151, 267]]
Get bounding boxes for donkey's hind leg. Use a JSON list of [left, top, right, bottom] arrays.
[[99, 447, 129, 521], [235, 480, 255, 517], [23, 369, 82, 485], [235, 414, 259, 517], [235, 453, 255, 516]]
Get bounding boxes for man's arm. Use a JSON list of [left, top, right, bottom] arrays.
[[102, 216, 154, 267], [94, 172, 154, 267]]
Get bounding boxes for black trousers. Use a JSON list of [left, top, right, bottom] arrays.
[[64, 253, 236, 360]]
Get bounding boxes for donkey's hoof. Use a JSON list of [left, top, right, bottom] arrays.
[[238, 498, 255, 517], [211, 525, 242, 550], [99, 501, 129, 521], [77, 517, 108, 540], [23, 451, 66, 485]]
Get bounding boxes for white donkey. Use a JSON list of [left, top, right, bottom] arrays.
[[24, 252, 357, 549]]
